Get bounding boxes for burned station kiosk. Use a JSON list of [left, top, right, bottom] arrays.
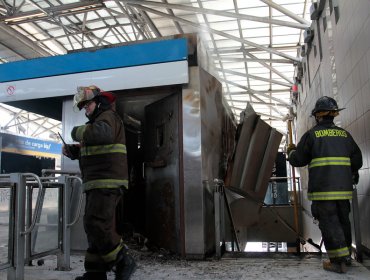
[[0, 35, 293, 259]]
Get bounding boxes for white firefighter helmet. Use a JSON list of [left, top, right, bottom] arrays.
[[73, 85, 101, 111]]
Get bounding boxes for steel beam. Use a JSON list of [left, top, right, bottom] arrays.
[[122, 0, 310, 29]]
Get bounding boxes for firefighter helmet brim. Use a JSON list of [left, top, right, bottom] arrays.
[[311, 96, 345, 116]]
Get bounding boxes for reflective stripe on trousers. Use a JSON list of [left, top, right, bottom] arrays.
[[83, 179, 129, 191]]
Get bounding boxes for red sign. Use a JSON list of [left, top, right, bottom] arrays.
[[6, 85, 16, 96]]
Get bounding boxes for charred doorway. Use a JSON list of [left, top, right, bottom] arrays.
[[114, 86, 184, 254]]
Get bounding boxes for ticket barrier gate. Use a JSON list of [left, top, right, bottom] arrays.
[[0, 172, 83, 280], [213, 176, 299, 257]]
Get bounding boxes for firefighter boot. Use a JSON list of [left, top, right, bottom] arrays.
[[75, 272, 107, 280], [344, 256, 352, 266], [322, 260, 347, 273], [115, 248, 137, 280]]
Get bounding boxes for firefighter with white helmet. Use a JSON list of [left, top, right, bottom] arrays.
[[63, 86, 136, 280], [287, 96, 362, 273]]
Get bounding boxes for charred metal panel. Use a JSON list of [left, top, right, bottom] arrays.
[[199, 68, 224, 256], [144, 92, 181, 254]]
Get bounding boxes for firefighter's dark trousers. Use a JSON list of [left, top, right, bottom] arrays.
[[311, 200, 352, 263], [83, 188, 124, 273]]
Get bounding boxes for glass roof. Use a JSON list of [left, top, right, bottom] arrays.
[[0, 0, 311, 139]]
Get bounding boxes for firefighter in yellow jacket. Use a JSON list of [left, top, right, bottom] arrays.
[[287, 96, 362, 274], [62, 86, 136, 280]]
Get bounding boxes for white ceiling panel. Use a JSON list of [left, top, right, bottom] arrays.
[[0, 0, 311, 139]]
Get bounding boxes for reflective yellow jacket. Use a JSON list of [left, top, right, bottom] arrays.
[[289, 120, 362, 201], [72, 109, 128, 191]]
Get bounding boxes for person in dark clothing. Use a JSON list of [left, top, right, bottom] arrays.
[[62, 86, 136, 280], [287, 96, 362, 274]]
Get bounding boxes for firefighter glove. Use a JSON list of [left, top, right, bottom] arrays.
[[287, 143, 296, 156], [62, 144, 80, 160], [352, 171, 359, 185], [71, 125, 87, 142]]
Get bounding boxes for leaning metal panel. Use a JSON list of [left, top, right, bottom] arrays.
[[254, 128, 283, 200], [239, 119, 271, 193], [225, 103, 288, 247], [230, 103, 258, 189]]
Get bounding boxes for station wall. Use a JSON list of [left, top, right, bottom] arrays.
[[296, 0, 370, 251]]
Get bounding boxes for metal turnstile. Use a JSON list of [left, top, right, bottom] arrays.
[[0, 171, 83, 280]]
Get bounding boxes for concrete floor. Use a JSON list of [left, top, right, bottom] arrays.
[[1, 252, 370, 280]]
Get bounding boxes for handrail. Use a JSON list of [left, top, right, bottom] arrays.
[[67, 176, 84, 227], [22, 173, 44, 235]]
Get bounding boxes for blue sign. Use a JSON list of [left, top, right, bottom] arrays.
[[0, 38, 188, 83], [1, 133, 61, 158]]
